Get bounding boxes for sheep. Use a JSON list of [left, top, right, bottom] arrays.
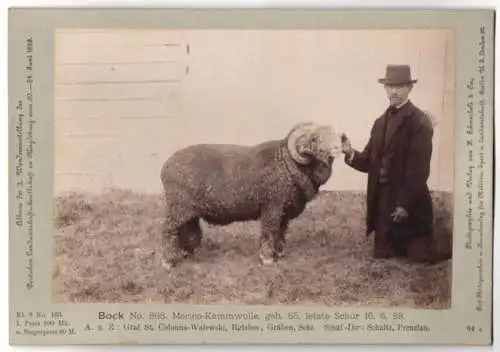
[[159, 122, 341, 269]]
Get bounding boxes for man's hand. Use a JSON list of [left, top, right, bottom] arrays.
[[391, 206, 408, 223], [340, 133, 353, 156]]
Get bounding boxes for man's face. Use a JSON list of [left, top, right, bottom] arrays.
[[384, 83, 413, 107]]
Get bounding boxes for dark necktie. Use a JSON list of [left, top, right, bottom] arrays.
[[388, 105, 400, 115]]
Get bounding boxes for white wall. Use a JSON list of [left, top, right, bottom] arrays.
[[54, 29, 455, 195]]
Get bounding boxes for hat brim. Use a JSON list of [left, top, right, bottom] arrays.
[[378, 78, 418, 85]]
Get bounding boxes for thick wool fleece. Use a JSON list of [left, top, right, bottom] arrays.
[[160, 138, 333, 265]]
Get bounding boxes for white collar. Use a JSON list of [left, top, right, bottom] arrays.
[[396, 99, 409, 109]]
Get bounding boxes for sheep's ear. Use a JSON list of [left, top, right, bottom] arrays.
[[295, 134, 314, 157], [308, 131, 320, 145], [297, 134, 315, 154]]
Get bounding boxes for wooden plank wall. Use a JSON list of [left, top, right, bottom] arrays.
[[54, 29, 189, 195]]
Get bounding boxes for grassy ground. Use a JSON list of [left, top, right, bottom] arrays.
[[53, 189, 452, 308]]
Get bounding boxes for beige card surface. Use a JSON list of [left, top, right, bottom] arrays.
[[8, 8, 494, 345]]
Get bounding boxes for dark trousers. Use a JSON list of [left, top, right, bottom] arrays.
[[372, 183, 449, 263], [372, 183, 406, 258]]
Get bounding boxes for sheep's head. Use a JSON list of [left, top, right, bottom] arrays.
[[286, 122, 342, 166]]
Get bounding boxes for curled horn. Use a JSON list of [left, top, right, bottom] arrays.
[[286, 122, 317, 165]]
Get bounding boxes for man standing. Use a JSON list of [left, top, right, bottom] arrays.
[[341, 64, 445, 263]]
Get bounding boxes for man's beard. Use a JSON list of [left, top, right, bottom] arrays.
[[389, 97, 402, 106]]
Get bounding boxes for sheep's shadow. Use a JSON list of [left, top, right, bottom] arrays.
[[189, 221, 261, 261]]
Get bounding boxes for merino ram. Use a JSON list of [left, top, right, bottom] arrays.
[[159, 122, 341, 269]]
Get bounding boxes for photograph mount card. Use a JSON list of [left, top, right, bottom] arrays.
[[8, 8, 495, 345]]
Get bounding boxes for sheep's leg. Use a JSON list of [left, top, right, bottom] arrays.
[[161, 221, 184, 270], [259, 206, 283, 265], [178, 218, 202, 258], [161, 207, 198, 269], [273, 217, 289, 260]]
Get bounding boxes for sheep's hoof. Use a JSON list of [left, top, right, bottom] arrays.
[[161, 259, 175, 271], [275, 250, 285, 259], [259, 254, 276, 266], [262, 258, 274, 266], [182, 249, 195, 259]]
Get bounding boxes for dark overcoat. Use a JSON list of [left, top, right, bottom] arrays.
[[346, 101, 434, 241]]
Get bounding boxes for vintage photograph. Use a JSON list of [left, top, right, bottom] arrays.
[[52, 28, 455, 308]]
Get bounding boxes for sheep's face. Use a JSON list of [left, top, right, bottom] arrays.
[[303, 125, 342, 166], [287, 122, 341, 167]]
